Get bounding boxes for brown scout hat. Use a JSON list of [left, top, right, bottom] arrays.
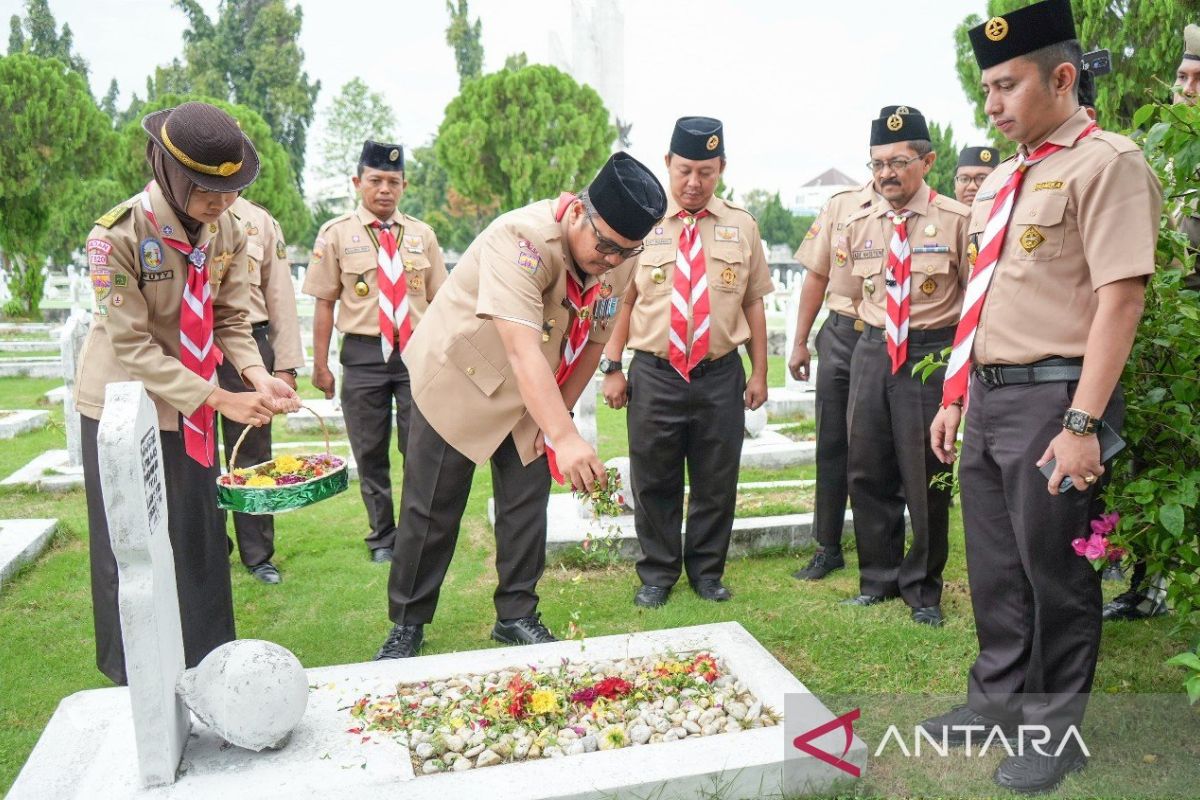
[[142, 102, 261, 193]]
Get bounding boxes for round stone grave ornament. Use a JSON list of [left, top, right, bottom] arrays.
[[177, 639, 308, 751]]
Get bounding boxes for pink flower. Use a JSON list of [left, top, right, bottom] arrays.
[[1071, 537, 1089, 557], [1072, 532, 1109, 560], [1090, 512, 1119, 537]]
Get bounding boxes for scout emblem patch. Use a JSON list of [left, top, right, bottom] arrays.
[[834, 248, 848, 267], [706, 135, 720, 151], [721, 267, 737, 286], [923, 224, 936, 237], [140, 239, 163, 271], [651, 267, 666, 284], [967, 241, 979, 265], [246, 224, 259, 236], [980, 149, 993, 163], [1020, 226, 1045, 253], [864, 278, 876, 295], [114, 274, 127, 287], [208, 223, 218, 234], [715, 225, 739, 243], [112, 294, 124, 307], [92, 267, 113, 301], [804, 221, 821, 240], [517, 239, 542, 274], [985, 16, 1009, 41], [408, 274, 424, 293], [599, 283, 613, 299], [354, 275, 370, 297], [402, 235, 424, 254], [276, 241, 287, 259], [921, 277, 937, 296]]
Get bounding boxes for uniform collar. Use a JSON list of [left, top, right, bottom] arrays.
[[854, 181, 880, 208], [870, 181, 933, 219], [1023, 107, 1093, 156], [665, 192, 724, 221], [355, 204, 402, 229], [148, 180, 216, 248]]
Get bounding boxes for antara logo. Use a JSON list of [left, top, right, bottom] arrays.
[[874, 725, 1090, 759], [792, 708, 861, 778]]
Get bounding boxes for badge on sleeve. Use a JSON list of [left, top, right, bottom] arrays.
[[276, 241, 287, 259], [92, 267, 113, 301], [517, 239, 542, 274], [804, 221, 821, 240], [139, 238, 163, 272], [111, 293, 124, 307]]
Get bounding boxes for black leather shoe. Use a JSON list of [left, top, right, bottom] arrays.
[[911, 605, 944, 627], [370, 547, 393, 564], [920, 705, 1018, 746], [375, 623, 423, 659], [840, 594, 890, 606], [994, 746, 1087, 794], [1102, 589, 1167, 621], [248, 562, 281, 584], [634, 584, 671, 608], [492, 614, 558, 646], [793, 549, 845, 581], [690, 579, 732, 602]]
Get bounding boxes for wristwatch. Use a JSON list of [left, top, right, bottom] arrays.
[[1062, 408, 1102, 436], [599, 356, 623, 374]]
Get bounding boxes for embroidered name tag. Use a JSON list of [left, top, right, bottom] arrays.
[[852, 248, 885, 260], [344, 245, 371, 255], [1034, 181, 1064, 191]]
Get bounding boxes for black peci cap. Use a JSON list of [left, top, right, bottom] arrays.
[[969, 0, 1077, 71], [587, 152, 668, 241], [669, 116, 724, 160], [957, 146, 1001, 168], [359, 140, 405, 172], [870, 105, 930, 146]]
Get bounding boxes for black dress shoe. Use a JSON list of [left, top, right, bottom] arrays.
[[920, 704, 1018, 746], [793, 549, 845, 581], [994, 746, 1087, 794], [634, 584, 671, 608], [375, 623, 423, 659], [840, 594, 890, 606], [370, 546, 393, 563], [1102, 589, 1167, 621], [248, 562, 281, 584], [911, 605, 944, 627], [690, 579, 731, 602], [492, 614, 558, 646]]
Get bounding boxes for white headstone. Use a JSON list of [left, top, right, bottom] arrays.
[[604, 455, 634, 512], [572, 375, 600, 453], [97, 381, 188, 787], [60, 311, 90, 467], [784, 281, 802, 390], [744, 405, 768, 438]]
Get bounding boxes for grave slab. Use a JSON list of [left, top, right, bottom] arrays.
[[10, 622, 865, 799], [0, 357, 60, 379], [0, 518, 57, 591], [0, 409, 50, 438], [285, 398, 345, 433], [0, 339, 59, 352], [2, 449, 85, 492], [44, 385, 68, 404], [763, 386, 816, 420], [739, 429, 815, 469]]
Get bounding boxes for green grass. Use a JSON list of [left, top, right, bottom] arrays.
[[0, 371, 1191, 797]]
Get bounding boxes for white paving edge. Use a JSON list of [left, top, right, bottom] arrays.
[[0, 518, 58, 591]]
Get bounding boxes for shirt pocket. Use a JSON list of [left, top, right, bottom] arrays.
[[401, 254, 431, 296], [1010, 193, 1068, 262], [708, 243, 745, 293], [637, 247, 675, 295], [246, 241, 264, 287], [340, 252, 379, 298], [446, 333, 505, 397], [909, 254, 954, 304]]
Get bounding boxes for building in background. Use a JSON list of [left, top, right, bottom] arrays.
[[792, 168, 860, 216]]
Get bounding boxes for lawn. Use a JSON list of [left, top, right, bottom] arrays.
[[0, 372, 1191, 798]]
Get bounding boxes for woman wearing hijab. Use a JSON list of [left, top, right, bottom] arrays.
[[76, 101, 301, 684]]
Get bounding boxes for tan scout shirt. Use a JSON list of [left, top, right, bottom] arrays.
[[794, 182, 878, 318], [75, 182, 264, 432], [970, 108, 1162, 365], [302, 205, 447, 335], [231, 198, 304, 371], [404, 198, 633, 467], [626, 195, 774, 359], [844, 185, 970, 330]]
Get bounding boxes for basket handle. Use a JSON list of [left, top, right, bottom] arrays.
[[228, 405, 331, 472]]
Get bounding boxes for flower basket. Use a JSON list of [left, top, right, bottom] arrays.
[[216, 406, 348, 514]]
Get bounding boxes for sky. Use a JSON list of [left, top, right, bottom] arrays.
[[2, 0, 992, 204]]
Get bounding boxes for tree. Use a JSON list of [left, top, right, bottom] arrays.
[[445, 0, 483, 87], [111, 94, 312, 244], [0, 54, 114, 317], [757, 193, 796, 248], [99, 78, 120, 120], [739, 189, 773, 220], [316, 78, 398, 206], [398, 142, 495, 253], [953, 1, 1198, 142], [926, 120, 962, 198], [169, 0, 320, 189], [436, 65, 614, 213], [7, 0, 88, 82]]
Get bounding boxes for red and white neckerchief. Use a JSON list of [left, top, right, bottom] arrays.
[[669, 209, 711, 380], [371, 219, 412, 359], [140, 186, 216, 467], [941, 123, 1100, 408], [884, 209, 913, 373], [545, 192, 604, 484]]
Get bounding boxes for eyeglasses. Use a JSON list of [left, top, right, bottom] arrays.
[[583, 206, 644, 259], [954, 174, 991, 187], [866, 156, 924, 173]]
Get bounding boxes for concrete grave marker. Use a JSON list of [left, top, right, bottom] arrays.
[[60, 310, 90, 467], [572, 374, 600, 452], [97, 381, 188, 787], [785, 280, 803, 390]]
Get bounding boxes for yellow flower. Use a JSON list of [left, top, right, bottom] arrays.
[[273, 455, 303, 473], [529, 690, 560, 715], [245, 475, 277, 487], [233, 468, 255, 477], [482, 696, 506, 721], [597, 724, 628, 750]]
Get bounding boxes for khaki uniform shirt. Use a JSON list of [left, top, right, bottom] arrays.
[[970, 108, 1162, 364], [230, 197, 304, 371], [302, 205, 447, 335], [404, 198, 632, 466], [75, 182, 264, 432], [794, 182, 878, 318], [626, 195, 774, 359], [843, 185, 971, 330]]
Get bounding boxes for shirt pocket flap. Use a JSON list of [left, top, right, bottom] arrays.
[[402, 254, 431, 272], [911, 254, 953, 275], [1012, 193, 1068, 226], [639, 248, 675, 267], [709, 243, 744, 265], [446, 335, 504, 397]]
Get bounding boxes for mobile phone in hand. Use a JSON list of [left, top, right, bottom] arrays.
[[1038, 424, 1126, 492]]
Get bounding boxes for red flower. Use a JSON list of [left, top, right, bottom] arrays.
[[692, 654, 720, 683], [570, 686, 600, 707], [593, 676, 632, 699]]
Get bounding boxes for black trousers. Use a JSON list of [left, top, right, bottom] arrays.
[[962, 377, 1124, 738], [218, 322, 275, 568], [846, 328, 953, 608], [82, 414, 235, 685], [627, 350, 745, 587], [812, 312, 860, 550], [387, 405, 550, 624], [341, 333, 413, 551]]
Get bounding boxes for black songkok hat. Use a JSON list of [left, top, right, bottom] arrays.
[[669, 116, 725, 160], [870, 106, 930, 146], [587, 152, 668, 241], [358, 140, 405, 172], [969, 0, 1077, 71], [957, 146, 1000, 168]]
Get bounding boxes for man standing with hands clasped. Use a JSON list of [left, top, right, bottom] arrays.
[[920, 1, 1162, 792]]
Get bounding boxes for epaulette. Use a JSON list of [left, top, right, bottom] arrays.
[[1091, 130, 1141, 155], [721, 197, 755, 220], [932, 194, 971, 217], [95, 200, 134, 229]]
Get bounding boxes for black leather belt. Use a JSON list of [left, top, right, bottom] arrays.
[[861, 324, 955, 345], [974, 357, 1083, 387], [345, 332, 394, 345], [829, 311, 865, 333], [634, 349, 739, 378], [251, 320, 270, 332]]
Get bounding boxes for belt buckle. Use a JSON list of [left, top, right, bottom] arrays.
[[977, 365, 999, 386], [853, 319, 865, 333]]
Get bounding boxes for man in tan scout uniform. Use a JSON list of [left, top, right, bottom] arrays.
[[303, 141, 447, 563], [953, 146, 1000, 206], [374, 152, 667, 659], [601, 117, 773, 608], [217, 197, 304, 584], [840, 105, 970, 629], [921, 1, 1162, 791]]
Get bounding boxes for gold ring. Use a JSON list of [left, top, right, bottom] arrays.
[[1084, 474, 1096, 484]]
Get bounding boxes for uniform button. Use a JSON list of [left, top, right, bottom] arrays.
[[466, 366, 476, 376]]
